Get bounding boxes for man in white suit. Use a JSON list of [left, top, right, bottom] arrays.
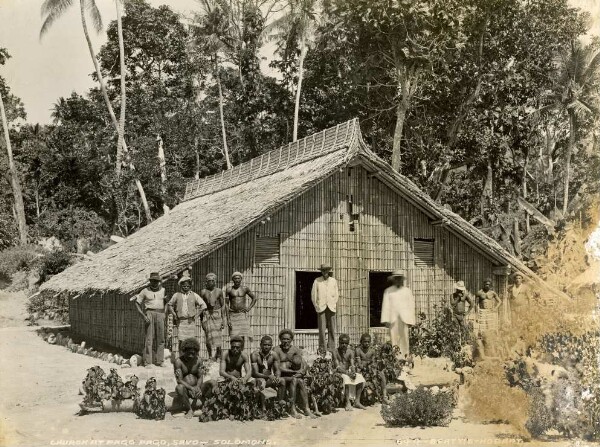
[[311, 263, 339, 352], [381, 270, 415, 358]]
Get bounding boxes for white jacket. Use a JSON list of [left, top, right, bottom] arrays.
[[311, 276, 339, 313]]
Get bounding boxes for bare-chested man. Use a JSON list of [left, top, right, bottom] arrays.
[[220, 336, 252, 382], [273, 329, 315, 419], [355, 333, 388, 402], [200, 273, 227, 360], [173, 337, 216, 418], [333, 333, 366, 411], [251, 335, 285, 412], [225, 272, 257, 346]]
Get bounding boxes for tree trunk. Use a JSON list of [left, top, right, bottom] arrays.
[[513, 217, 521, 257], [115, 0, 126, 175], [216, 65, 232, 170], [391, 65, 418, 172], [0, 92, 27, 244], [194, 136, 200, 180], [157, 135, 169, 214], [563, 111, 575, 214], [79, 0, 121, 175], [292, 34, 307, 143], [523, 149, 530, 233]]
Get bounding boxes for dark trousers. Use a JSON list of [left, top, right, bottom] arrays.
[[144, 310, 165, 366], [317, 307, 337, 352]]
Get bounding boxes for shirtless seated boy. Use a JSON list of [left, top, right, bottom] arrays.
[[173, 337, 216, 418], [251, 335, 285, 412], [220, 335, 252, 382]]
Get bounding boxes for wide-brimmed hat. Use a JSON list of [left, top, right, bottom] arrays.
[[149, 272, 161, 282], [178, 273, 192, 284], [319, 263, 333, 271], [512, 272, 524, 280], [454, 280, 466, 291], [388, 270, 406, 279]]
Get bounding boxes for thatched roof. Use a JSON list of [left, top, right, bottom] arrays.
[[41, 119, 567, 299]]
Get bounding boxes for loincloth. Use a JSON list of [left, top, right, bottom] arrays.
[[202, 308, 224, 348], [341, 373, 366, 386], [228, 311, 252, 338]]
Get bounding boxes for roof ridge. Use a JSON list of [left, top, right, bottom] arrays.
[[183, 119, 359, 201]]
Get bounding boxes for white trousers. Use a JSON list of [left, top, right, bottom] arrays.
[[390, 318, 410, 358]]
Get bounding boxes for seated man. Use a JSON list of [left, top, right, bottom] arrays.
[[355, 333, 388, 402], [273, 329, 315, 419], [220, 336, 252, 382], [251, 335, 285, 412], [173, 337, 216, 418], [333, 333, 366, 411]]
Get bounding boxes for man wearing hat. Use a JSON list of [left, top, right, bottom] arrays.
[[381, 270, 415, 358], [134, 272, 168, 367], [200, 273, 227, 360], [225, 272, 257, 346], [509, 272, 531, 317], [311, 263, 339, 352], [167, 272, 207, 351], [450, 280, 474, 326]]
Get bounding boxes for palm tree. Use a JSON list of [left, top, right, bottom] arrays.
[[40, 0, 152, 223], [267, 0, 318, 142], [0, 91, 27, 245], [541, 40, 600, 214]]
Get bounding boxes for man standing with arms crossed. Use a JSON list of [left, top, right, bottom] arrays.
[[311, 263, 339, 352], [381, 270, 416, 360]]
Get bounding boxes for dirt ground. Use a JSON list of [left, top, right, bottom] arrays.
[[0, 291, 555, 447]]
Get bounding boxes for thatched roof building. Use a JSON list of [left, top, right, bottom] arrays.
[[40, 119, 565, 354]]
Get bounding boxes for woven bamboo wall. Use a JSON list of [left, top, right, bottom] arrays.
[[69, 165, 508, 356]]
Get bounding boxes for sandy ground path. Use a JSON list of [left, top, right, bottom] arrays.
[[0, 291, 524, 447]]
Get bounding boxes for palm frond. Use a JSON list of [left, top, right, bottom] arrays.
[[567, 99, 593, 116], [40, 0, 74, 38], [85, 0, 103, 33]]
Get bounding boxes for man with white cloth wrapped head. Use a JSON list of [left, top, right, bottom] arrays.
[[381, 270, 416, 359]]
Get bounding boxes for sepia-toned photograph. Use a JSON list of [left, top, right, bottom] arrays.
[[0, 0, 599, 446]]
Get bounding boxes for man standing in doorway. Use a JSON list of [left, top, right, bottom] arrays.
[[381, 270, 415, 359], [134, 272, 168, 367], [311, 263, 339, 352], [226, 272, 257, 347]]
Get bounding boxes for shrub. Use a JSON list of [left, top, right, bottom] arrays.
[[0, 245, 43, 277], [37, 249, 73, 284], [410, 305, 475, 368], [198, 380, 264, 422], [304, 357, 344, 414], [358, 343, 405, 405], [381, 386, 456, 427]]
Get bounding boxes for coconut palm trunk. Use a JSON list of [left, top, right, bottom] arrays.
[[292, 34, 307, 142], [115, 0, 126, 175], [216, 64, 232, 170], [563, 111, 576, 214], [0, 92, 27, 244]]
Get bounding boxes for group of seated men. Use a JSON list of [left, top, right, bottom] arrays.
[[173, 330, 388, 419]]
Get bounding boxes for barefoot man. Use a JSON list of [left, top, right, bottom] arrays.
[[220, 336, 252, 382], [355, 333, 388, 402], [226, 272, 257, 346], [173, 337, 215, 418], [251, 335, 285, 413], [273, 329, 315, 419], [333, 333, 366, 411], [167, 273, 206, 350], [200, 273, 227, 360]]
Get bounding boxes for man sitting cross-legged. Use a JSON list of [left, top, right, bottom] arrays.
[[220, 336, 252, 382], [173, 337, 216, 418], [355, 333, 388, 402], [273, 329, 316, 419], [251, 335, 285, 413], [333, 333, 366, 411]]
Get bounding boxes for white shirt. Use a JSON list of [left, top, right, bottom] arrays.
[[381, 285, 416, 325], [311, 276, 339, 313]]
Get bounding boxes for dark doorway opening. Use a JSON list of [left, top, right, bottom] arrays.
[[295, 271, 322, 329], [369, 271, 392, 327]]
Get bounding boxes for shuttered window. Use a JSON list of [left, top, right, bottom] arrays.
[[255, 234, 281, 265], [414, 238, 434, 267]]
